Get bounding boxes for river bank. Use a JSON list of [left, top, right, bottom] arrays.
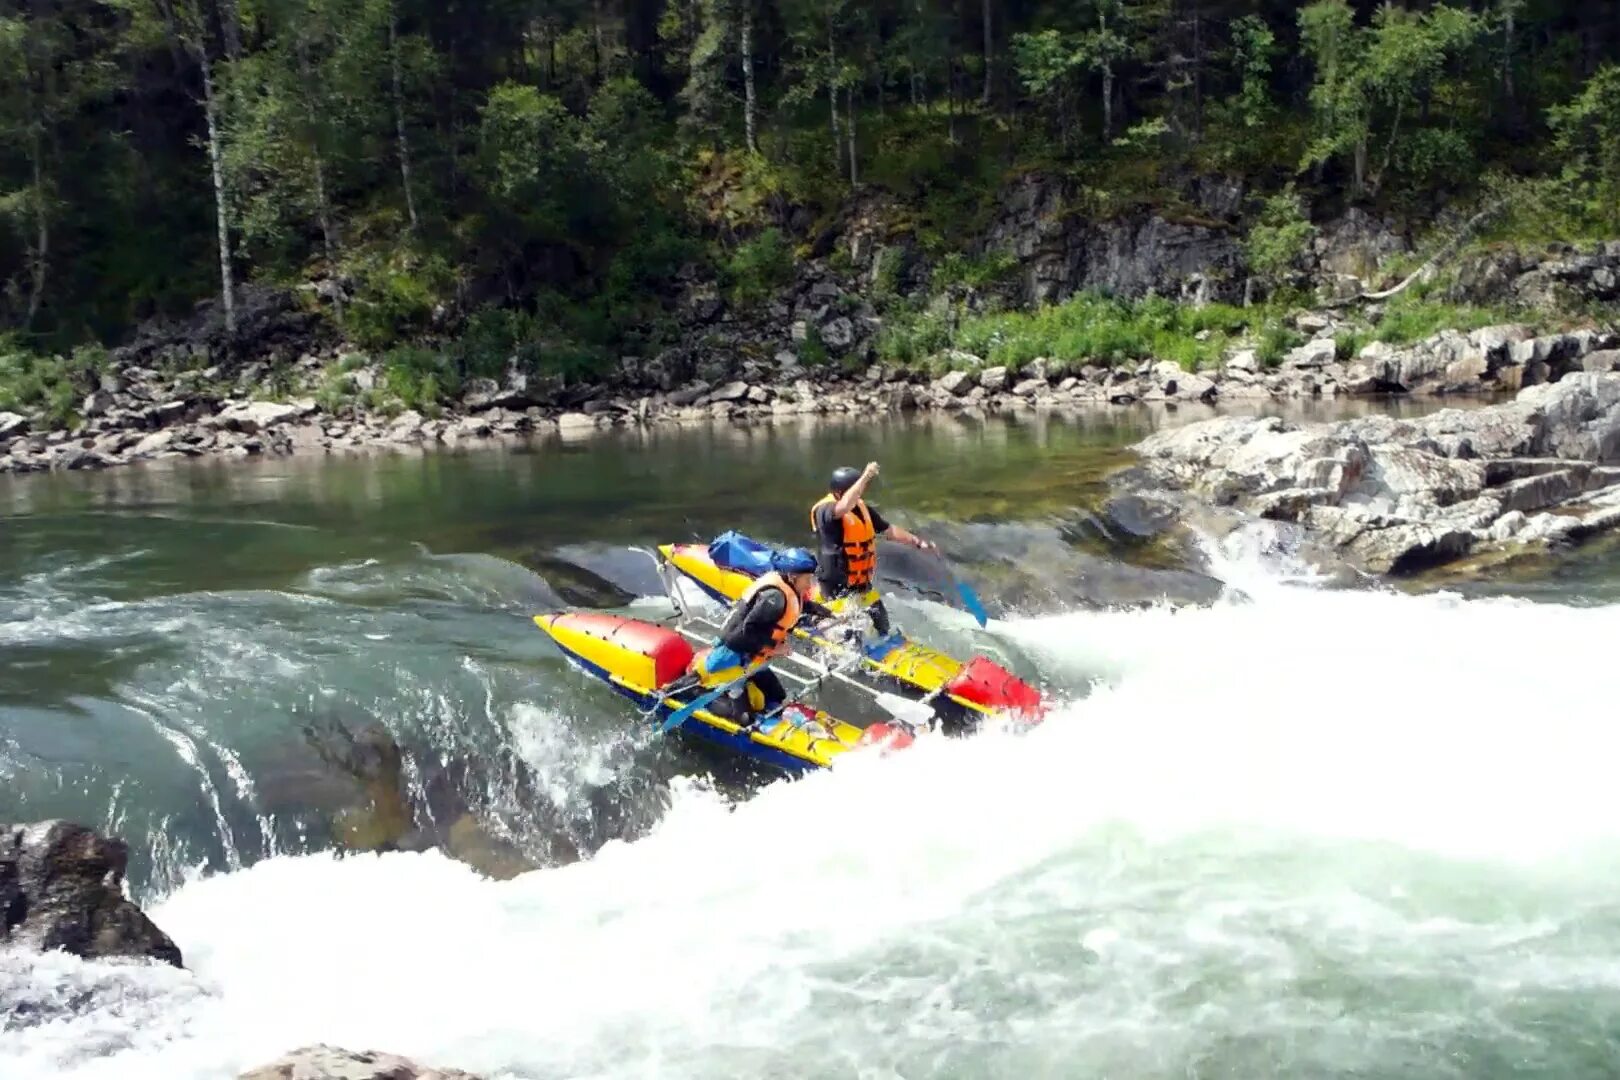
[[3, 233, 1617, 479], [3, 311, 1616, 479]]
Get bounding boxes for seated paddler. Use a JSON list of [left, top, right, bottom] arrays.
[[688, 547, 834, 721], [811, 462, 934, 641]]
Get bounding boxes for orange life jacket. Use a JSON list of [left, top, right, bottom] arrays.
[[733, 571, 802, 665], [811, 495, 877, 590]]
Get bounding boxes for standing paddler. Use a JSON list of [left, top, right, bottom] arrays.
[[810, 462, 935, 642]]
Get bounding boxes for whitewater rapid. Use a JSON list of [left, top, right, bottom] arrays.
[[8, 545, 1620, 1080]]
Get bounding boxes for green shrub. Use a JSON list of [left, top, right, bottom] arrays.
[[1246, 184, 1315, 282], [380, 346, 459, 414], [932, 251, 1019, 292], [346, 254, 455, 351], [724, 228, 795, 309]]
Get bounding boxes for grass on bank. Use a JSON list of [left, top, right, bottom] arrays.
[[876, 288, 1533, 377]]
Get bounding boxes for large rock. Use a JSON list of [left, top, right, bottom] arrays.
[[239, 1045, 483, 1080], [1, 821, 182, 967], [935, 370, 975, 397], [217, 399, 316, 434], [1128, 373, 1620, 575], [978, 366, 1010, 393], [821, 317, 856, 354], [0, 411, 27, 438]]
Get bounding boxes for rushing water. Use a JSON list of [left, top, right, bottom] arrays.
[[5, 403, 1620, 1080]]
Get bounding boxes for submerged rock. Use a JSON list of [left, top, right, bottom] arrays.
[[240, 1045, 484, 1080], [1128, 373, 1620, 575], [0, 821, 182, 967]]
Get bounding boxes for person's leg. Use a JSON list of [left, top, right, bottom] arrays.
[[866, 595, 893, 637], [750, 669, 788, 713]]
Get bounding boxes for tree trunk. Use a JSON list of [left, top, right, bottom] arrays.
[[1191, 0, 1204, 140], [847, 84, 858, 187], [25, 135, 48, 329], [1102, 63, 1115, 141], [199, 48, 235, 338], [1503, 4, 1516, 101], [742, 6, 758, 153], [1100, 8, 1114, 141], [592, 0, 604, 84], [218, 0, 243, 60], [1353, 137, 1368, 198], [980, 0, 992, 105], [828, 19, 841, 175], [390, 8, 420, 230]]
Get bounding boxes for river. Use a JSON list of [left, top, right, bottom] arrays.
[[5, 402, 1620, 1080]]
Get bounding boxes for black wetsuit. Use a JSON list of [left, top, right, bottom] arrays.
[[713, 583, 834, 715], [812, 500, 894, 636]]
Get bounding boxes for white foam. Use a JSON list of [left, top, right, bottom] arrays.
[[8, 549, 1620, 1079]]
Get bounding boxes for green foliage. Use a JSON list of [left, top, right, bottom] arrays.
[[1299, 1, 1486, 197], [0, 342, 105, 428], [0, 0, 1617, 364], [1229, 15, 1276, 130], [724, 228, 794, 308], [1246, 185, 1315, 282], [1549, 66, 1620, 233], [1255, 321, 1304, 368], [931, 251, 1019, 292], [345, 252, 454, 351], [380, 345, 457, 414], [884, 292, 1297, 374]]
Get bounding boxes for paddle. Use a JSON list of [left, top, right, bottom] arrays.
[[923, 545, 989, 627], [659, 663, 761, 733]]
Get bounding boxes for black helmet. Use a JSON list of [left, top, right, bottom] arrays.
[[829, 466, 861, 494]]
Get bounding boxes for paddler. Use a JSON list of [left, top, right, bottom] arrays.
[[688, 548, 834, 722], [811, 463, 934, 640]]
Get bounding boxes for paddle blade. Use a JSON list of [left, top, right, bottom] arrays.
[[956, 581, 989, 627], [875, 692, 936, 729]]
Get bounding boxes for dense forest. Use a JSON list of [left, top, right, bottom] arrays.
[[1, 0, 1617, 370]]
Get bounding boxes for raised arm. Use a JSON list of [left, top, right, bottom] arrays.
[[831, 461, 880, 519]]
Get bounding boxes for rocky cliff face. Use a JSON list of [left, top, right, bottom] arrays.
[[1, 820, 182, 967], [1127, 373, 1620, 575], [980, 174, 1248, 305]]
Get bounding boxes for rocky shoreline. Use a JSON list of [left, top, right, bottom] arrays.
[[1124, 372, 1620, 576], [3, 309, 1617, 478]]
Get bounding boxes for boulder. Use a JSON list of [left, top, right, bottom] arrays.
[[710, 380, 750, 403], [821, 317, 856, 354], [1, 821, 182, 967], [1226, 350, 1260, 374], [239, 1046, 483, 1080], [935, 370, 975, 397], [0, 411, 26, 438], [1127, 373, 1620, 575], [1584, 350, 1620, 374], [979, 366, 1011, 393], [217, 399, 316, 434], [1286, 339, 1337, 370]]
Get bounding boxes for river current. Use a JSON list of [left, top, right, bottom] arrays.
[[4, 405, 1619, 1079]]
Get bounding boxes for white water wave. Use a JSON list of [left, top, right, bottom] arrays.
[[7, 552, 1620, 1079]]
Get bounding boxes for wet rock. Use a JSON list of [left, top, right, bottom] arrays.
[[218, 399, 316, 434], [1286, 339, 1337, 370], [1, 821, 182, 967], [821, 316, 856, 354], [1226, 350, 1260, 374], [239, 1046, 483, 1080], [1128, 373, 1620, 575]]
